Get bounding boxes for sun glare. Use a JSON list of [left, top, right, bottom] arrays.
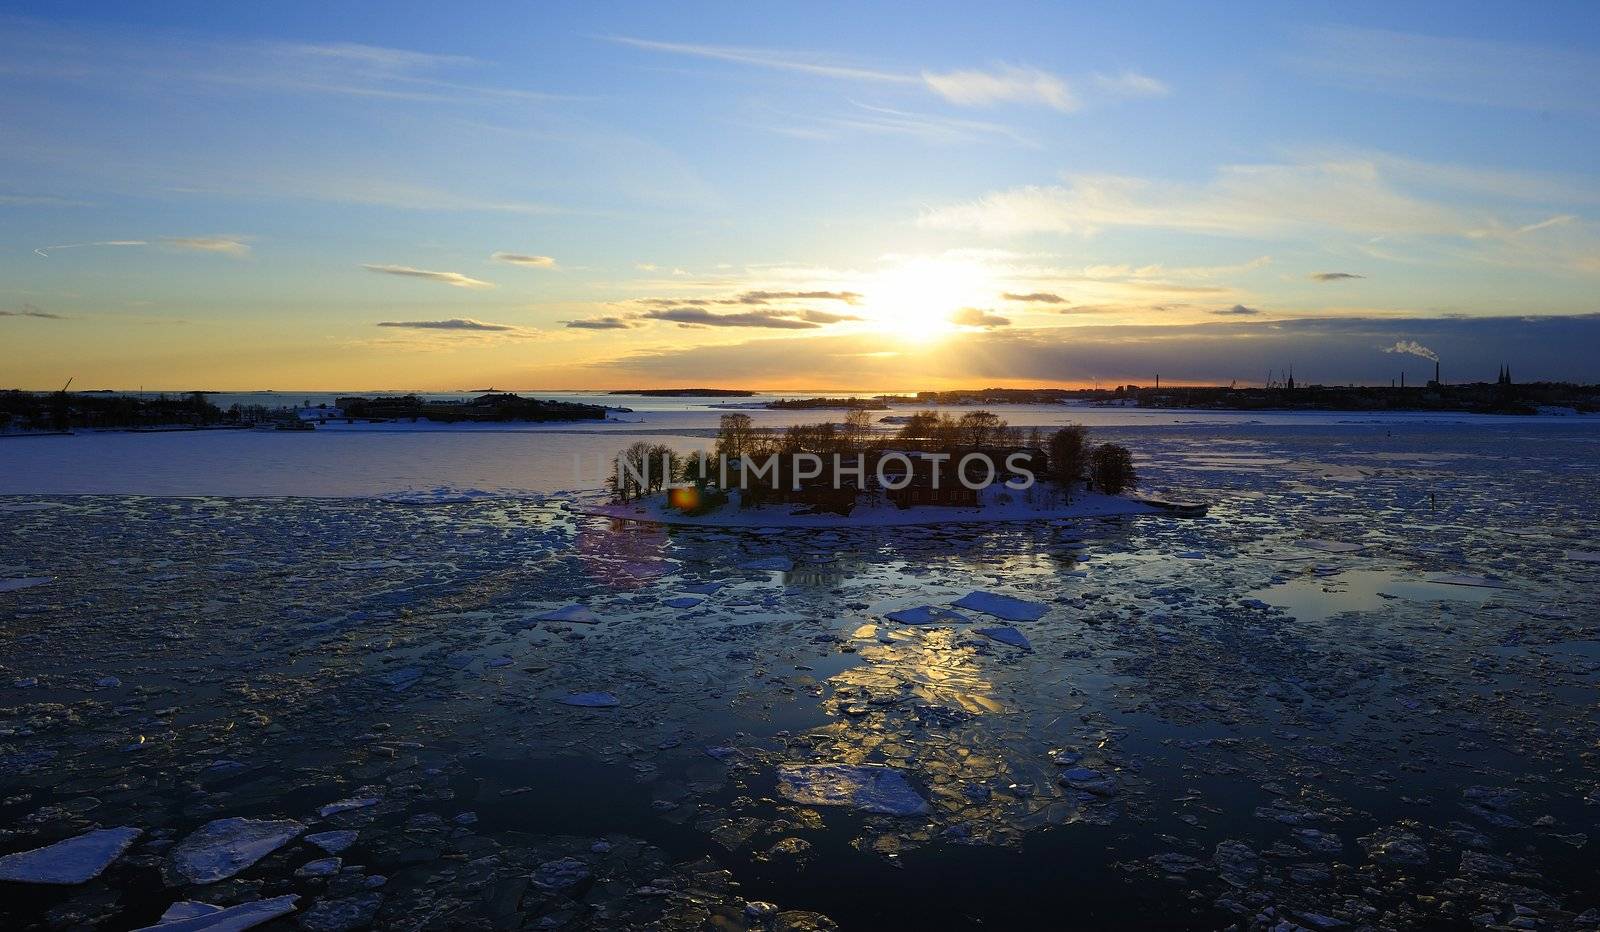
[[864, 257, 994, 342]]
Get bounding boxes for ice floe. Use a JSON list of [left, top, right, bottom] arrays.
[[534, 604, 599, 624], [952, 591, 1048, 622], [0, 826, 142, 884], [775, 764, 929, 816], [317, 797, 380, 818], [133, 895, 299, 931], [169, 818, 305, 884], [883, 605, 971, 625]]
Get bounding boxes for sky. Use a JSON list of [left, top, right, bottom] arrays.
[[3, 0, 1599, 391]]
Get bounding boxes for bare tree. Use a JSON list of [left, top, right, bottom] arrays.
[[714, 413, 756, 467], [1048, 425, 1091, 501], [1089, 442, 1137, 495]]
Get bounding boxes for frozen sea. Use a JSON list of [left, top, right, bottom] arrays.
[[2, 407, 1600, 929]]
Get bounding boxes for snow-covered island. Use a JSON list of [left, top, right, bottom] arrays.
[[582, 410, 1164, 528]]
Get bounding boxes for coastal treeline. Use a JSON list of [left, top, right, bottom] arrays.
[[0, 390, 225, 431]]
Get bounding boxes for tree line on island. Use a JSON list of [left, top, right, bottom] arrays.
[[609, 410, 1136, 513]]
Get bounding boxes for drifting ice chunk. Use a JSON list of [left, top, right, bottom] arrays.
[[776, 764, 929, 816], [976, 626, 1033, 650], [0, 826, 142, 884], [740, 556, 794, 572], [317, 797, 380, 818], [953, 591, 1048, 622], [558, 691, 620, 707], [134, 895, 299, 931], [303, 831, 357, 855], [534, 604, 599, 624], [662, 596, 704, 610], [681, 582, 726, 594], [883, 605, 971, 626], [1566, 550, 1600, 564], [0, 577, 52, 593], [379, 667, 422, 692], [170, 818, 305, 885], [295, 857, 341, 878]]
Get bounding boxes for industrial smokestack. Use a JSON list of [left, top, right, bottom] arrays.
[[1435, 360, 1440, 384]]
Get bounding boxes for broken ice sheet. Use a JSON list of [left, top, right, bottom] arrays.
[[534, 604, 599, 624], [317, 797, 380, 818], [883, 605, 971, 625], [740, 556, 794, 572], [775, 764, 929, 816], [0, 826, 142, 884], [133, 895, 299, 931], [952, 590, 1048, 622], [169, 818, 305, 884]]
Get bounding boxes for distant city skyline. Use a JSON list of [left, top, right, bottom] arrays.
[[4, 2, 1600, 390]]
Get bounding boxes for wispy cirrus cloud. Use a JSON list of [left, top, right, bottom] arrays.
[[607, 35, 1160, 115], [1092, 71, 1170, 98], [376, 318, 522, 332], [0, 19, 571, 107], [362, 264, 494, 289], [164, 236, 250, 257], [491, 252, 556, 267], [1291, 25, 1600, 114], [920, 156, 1600, 274], [921, 160, 1473, 238], [604, 35, 916, 84], [33, 237, 249, 258], [922, 66, 1077, 111]]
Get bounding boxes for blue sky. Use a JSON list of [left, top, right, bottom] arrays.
[[3, 1, 1598, 389]]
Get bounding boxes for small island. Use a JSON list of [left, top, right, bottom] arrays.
[[608, 388, 756, 397], [334, 393, 607, 423], [586, 411, 1162, 527]]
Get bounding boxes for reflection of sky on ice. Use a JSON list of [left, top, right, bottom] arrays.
[[2, 419, 1600, 927]]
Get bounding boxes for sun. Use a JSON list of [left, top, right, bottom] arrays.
[[863, 257, 994, 342]]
